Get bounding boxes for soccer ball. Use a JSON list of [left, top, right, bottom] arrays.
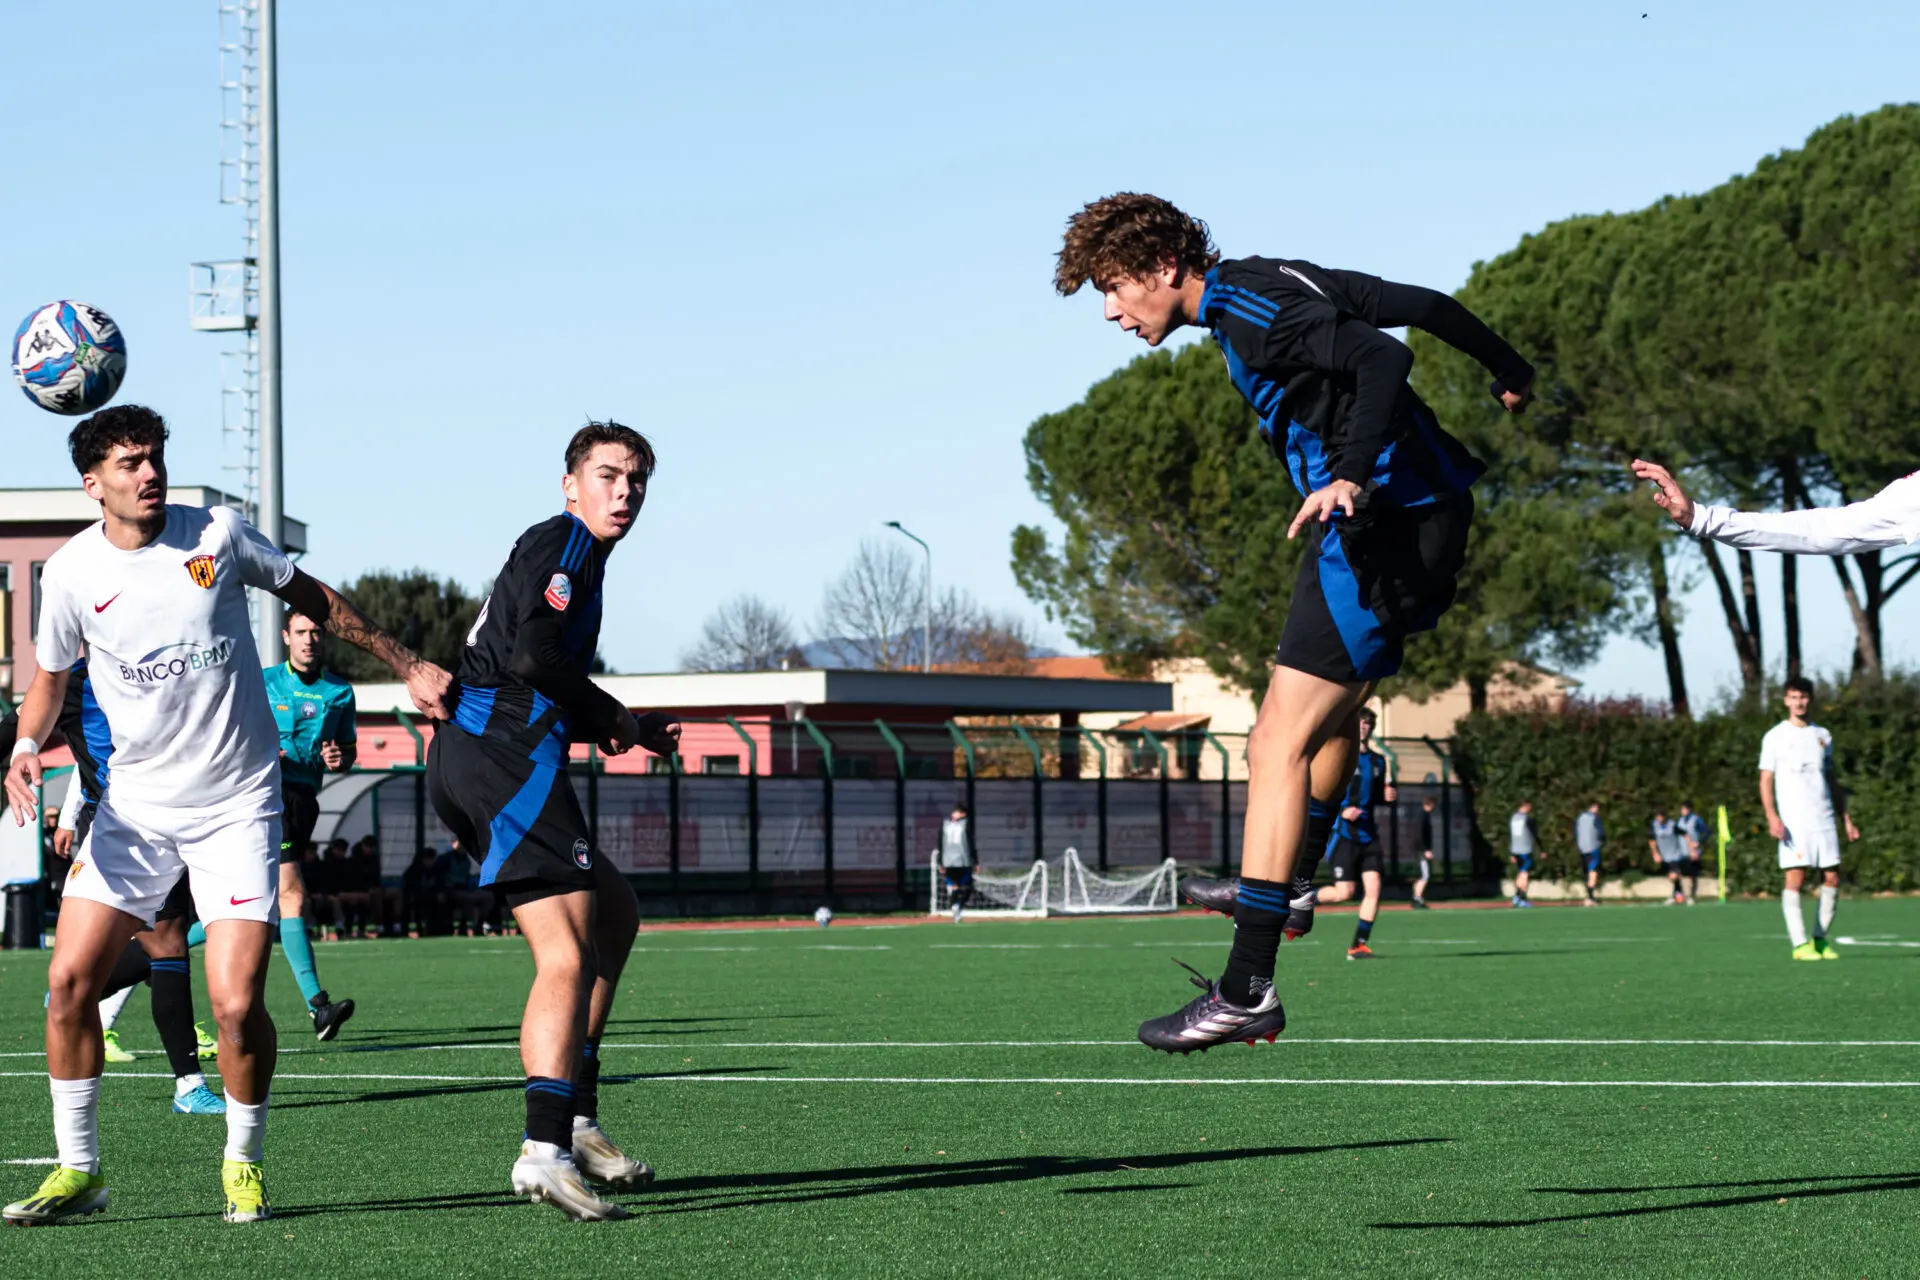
[[814, 906, 833, 928], [11, 301, 128, 415]]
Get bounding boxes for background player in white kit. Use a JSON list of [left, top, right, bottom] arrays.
[[1758, 677, 1858, 960], [3, 407, 451, 1226], [1629, 459, 1893, 958]]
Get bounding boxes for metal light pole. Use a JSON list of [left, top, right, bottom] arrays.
[[885, 522, 931, 673], [254, 0, 285, 665]]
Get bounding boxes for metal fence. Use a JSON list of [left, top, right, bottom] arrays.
[[319, 726, 1474, 913]]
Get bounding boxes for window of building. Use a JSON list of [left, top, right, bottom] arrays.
[[30, 562, 45, 636], [702, 756, 741, 776]]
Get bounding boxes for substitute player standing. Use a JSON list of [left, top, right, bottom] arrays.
[[1676, 801, 1708, 905], [2, 406, 450, 1227], [1057, 195, 1536, 1049], [428, 421, 679, 1221], [263, 610, 358, 1039], [1759, 679, 1856, 959], [1575, 801, 1604, 906]]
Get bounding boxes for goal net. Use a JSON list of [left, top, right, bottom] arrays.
[[1050, 849, 1180, 915], [927, 850, 1182, 918], [928, 854, 1048, 919]]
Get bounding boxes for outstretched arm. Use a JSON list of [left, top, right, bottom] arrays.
[[276, 569, 453, 719], [1633, 459, 1920, 556], [1337, 274, 1536, 403]]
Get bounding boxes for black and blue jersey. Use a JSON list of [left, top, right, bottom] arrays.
[[1333, 748, 1388, 846], [452, 512, 624, 767], [56, 660, 114, 805], [1199, 257, 1531, 508]]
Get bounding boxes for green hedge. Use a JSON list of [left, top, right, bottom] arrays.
[[1450, 679, 1920, 895]]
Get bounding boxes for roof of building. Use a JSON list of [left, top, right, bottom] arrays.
[[0, 487, 307, 554], [1113, 712, 1212, 733]]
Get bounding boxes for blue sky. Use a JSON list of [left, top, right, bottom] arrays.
[[4, 1, 1917, 701]]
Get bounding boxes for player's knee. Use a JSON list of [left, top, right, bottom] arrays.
[[45, 961, 97, 1020], [1247, 717, 1310, 779], [209, 989, 264, 1047]]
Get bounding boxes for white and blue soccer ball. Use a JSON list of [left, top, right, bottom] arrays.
[[814, 906, 833, 928], [11, 301, 127, 415]]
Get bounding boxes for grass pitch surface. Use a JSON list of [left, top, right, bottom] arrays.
[[3, 899, 1920, 1277]]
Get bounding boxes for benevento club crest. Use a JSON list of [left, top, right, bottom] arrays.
[[545, 572, 572, 611], [572, 838, 593, 869], [185, 554, 217, 588]]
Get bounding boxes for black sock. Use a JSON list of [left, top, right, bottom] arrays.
[[101, 940, 150, 999], [524, 1077, 575, 1149], [1353, 917, 1374, 947], [1292, 801, 1339, 903], [1221, 877, 1288, 1006], [576, 1039, 601, 1124], [147, 959, 200, 1078]]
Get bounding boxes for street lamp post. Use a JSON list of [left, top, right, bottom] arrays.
[[885, 521, 931, 673]]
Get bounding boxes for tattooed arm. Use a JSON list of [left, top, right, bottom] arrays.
[[275, 569, 455, 720]]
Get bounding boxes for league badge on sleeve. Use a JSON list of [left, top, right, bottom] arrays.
[[544, 572, 572, 611]]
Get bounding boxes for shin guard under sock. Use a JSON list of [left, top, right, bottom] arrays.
[[1221, 877, 1288, 1006], [576, 1039, 601, 1124], [147, 959, 201, 1079], [524, 1077, 576, 1149], [1353, 916, 1375, 947], [1285, 800, 1339, 939]]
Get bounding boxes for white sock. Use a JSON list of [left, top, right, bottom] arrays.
[[1782, 889, 1808, 947], [98, 985, 135, 1033], [1816, 884, 1838, 938], [176, 1072, 206, 1097], [50, 1076, 101, 1174], [223, 1092, 269, 1163]]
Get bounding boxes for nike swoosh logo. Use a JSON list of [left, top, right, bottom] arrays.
[[229, 894, 263, 906], [94, 594, 122, 613]]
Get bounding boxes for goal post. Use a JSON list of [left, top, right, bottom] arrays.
[[928, 853, 1049, 919], [1050, 849, 1180, 916]]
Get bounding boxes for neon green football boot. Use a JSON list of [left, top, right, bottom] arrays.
[[1791, 941, 1821, 961], [195, 1022, 219, 1054], [1814, 936, 1840, 960], [3, 1166, 109, 1226], [101, 1029, 134, 1064], [221, 1160, 270, 1224]]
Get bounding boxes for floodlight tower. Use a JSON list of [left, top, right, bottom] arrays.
[[191, 0, 285, 663]]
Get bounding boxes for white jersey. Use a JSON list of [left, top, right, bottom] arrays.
[[1758, 720, 1838, 837], [1689, 471, 1920, 556], [35, 504, 294, 813]]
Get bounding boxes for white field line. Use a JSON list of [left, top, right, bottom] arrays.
[[2, 1069, 1914, 1089], [3, 1157, 58, 1165], [1834, 937, 1920, 948], [11, 1034, 1920, 1060]]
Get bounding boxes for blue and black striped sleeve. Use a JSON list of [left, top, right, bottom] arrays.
[[505, 521, 624, 741]]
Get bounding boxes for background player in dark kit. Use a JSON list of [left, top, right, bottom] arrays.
[[1056, 194, 1535, 1049], [1316, 708, 1395, 959], [428, 421, 679, 1221]]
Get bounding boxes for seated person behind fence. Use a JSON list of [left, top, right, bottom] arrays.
[[352, 836, 403, 937], [940, 804, 974, 922], [327, 838, 375, 938], [300, 841, 341, 939], [440, 839, 493, 937], [402, 845, 451, 937]]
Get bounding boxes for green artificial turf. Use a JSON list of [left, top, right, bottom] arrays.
[[2, 899, 1919, 1277]]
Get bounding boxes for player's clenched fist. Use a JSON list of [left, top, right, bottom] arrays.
[[404, 660, 456, 721]]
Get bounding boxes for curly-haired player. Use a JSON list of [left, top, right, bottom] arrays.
[[1056, 194, 1535, 1052]]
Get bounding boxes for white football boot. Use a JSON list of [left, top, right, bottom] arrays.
[[510, 1141, 629, 1220], [572, 1120, 655, 1188]]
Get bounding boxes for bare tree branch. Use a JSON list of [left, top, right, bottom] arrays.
[[680, 594, 800, 672]]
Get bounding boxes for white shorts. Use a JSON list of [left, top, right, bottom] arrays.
[[1777, 823, 1840, 870], [63, 795, 282, 928]]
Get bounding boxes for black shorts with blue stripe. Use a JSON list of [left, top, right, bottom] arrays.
[[426, 723, 596, 909], [1276, 491, 1473, 684]]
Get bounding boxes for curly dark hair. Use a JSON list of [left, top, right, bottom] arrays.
[[1054, 193, 1219, 296], [69, 403, 168, 474], [565, 420, 656, 477]]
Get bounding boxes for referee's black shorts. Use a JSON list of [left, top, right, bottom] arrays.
[[427, 724, 596, 908], [1276, 491, 1473, 684], [281, 781, 321, 859]]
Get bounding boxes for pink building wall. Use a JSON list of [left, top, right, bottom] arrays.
[[0, 531, 81, 699]]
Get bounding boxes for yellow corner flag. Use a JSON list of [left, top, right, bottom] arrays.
[[1715, 805, 1733, 903]]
